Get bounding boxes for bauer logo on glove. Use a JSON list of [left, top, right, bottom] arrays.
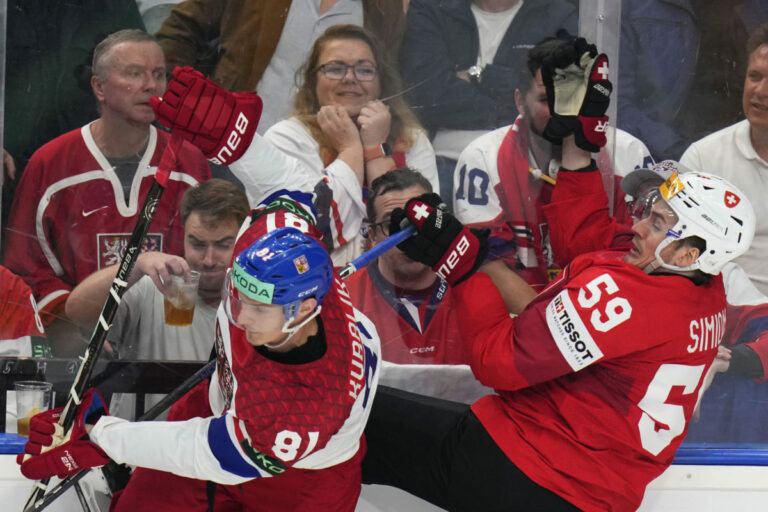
[[389, 193, 489, 286], [150, 66, 263, 166]]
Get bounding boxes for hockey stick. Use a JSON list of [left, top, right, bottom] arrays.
[[23, 132, 185, 512], [27, 359, 217, 512], [337, 225, 415, 279]]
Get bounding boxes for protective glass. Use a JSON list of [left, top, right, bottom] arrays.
[[317, 62, 378, 82]]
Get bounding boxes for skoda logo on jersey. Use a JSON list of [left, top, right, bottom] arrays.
[[232, 262, 275, 303]]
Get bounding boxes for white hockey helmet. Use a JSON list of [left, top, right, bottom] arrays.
[[651, 170, 755, 275]]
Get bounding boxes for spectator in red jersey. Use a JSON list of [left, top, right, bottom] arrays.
[[0, 265, 50, 357], [3, 29, 210, 356], [346, 168, 468, 365]]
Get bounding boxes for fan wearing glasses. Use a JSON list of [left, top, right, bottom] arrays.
[[262, 24, 439, 267]]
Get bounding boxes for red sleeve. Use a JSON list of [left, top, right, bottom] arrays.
[[3, 157, 71, 321], [0, 266, 46, 339], [543, 170, 633, 267], [455, 273, 572, 390], [723, 303, 768, 383]]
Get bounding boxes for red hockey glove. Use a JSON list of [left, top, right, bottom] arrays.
[[150, 66, 263, 165], [18, 389, 110, 480], [389, 193, 488, 286], [541, 37, 612, 152]]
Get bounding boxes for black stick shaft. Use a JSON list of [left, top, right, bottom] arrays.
[[27, 360, 217, 512], [23, 130, 184, 511]]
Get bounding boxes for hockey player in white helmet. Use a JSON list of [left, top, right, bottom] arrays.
[[622, 168, 754, 276], [359, 37, 758, 512]]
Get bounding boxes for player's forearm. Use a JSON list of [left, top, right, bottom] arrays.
[[90, 415, 249, 485], [479, 259, 537, 314], [561, 135, 591, 170]]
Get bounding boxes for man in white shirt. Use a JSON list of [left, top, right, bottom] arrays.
[[681, 24, 768, 296], [66, 179, 249, 418], [67, 179, 249, 360]]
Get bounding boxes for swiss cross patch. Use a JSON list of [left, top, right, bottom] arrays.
[[410, 202, 431, 221], [592, 56, 609, 81], [724, 191, 741, 208]]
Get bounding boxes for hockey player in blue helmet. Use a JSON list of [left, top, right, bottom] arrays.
[[224, 226, 334, 351]]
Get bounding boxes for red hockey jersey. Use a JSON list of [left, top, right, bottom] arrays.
[[4, 124, 210, 320], [462, 252, 726, 512], [89, 194, 381, 485], [345, 264, 469, 364], [0, 265, 46, 356], [207, 198, 381, 479]]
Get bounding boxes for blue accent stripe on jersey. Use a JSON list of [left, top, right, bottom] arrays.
[[737, 316, 768, 345], [207, 416, 264, 478]]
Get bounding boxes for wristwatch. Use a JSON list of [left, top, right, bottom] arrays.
[[467, 65, 482, 85], [364, 142, 393, 163]]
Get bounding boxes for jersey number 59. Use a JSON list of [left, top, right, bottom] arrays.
[[577, 274, 632, 332]]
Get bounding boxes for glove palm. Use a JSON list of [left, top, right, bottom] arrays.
[[542, 38, 612, 152]]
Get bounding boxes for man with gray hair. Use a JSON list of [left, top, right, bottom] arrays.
[[4, 29, 210, 355]]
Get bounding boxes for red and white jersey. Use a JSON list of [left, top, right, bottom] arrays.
[[453, 117, 648, 290], [90, 194, 381, 485], [0, 266, 46, 357], [461, 253, 725, 512], [345, 264, 469, 365], [4, 123, 210, 319]]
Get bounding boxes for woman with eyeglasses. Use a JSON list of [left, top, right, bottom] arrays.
[[263, 24, 439, 267]]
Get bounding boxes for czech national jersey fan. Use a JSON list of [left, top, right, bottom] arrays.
[[0, 265, 50, 357], [17, 67, 381, 511], [360, 39, 757, 512], [4, 31, 210, 331]]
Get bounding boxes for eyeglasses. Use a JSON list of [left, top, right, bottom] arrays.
[[369, 220, 390, 237], [317, 62, 378, 82]]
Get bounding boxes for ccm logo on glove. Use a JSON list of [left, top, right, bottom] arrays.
[[211, 112, 250, 166]]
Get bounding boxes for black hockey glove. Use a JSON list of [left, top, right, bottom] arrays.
[[389, 193, 488, 286], [541, 37, 612, 152]]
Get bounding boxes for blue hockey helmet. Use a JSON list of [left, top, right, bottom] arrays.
[[227, 227, 333, 327]]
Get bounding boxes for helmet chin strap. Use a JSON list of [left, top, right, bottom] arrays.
[[264, 306, 323, 350], [643, 236, 701, 274]]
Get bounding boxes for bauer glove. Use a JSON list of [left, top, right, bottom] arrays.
[[541, 38, 612, 152], [389, 193, 488, 286], [18, 389, 110, 480], [150, 66, 263, 166]]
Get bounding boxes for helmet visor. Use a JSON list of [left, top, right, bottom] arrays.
[[628, 186, 661, 222], [222, 269, 275, 330]]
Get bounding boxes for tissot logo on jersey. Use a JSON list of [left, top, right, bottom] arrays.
[[545, 291, 604, 371]]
